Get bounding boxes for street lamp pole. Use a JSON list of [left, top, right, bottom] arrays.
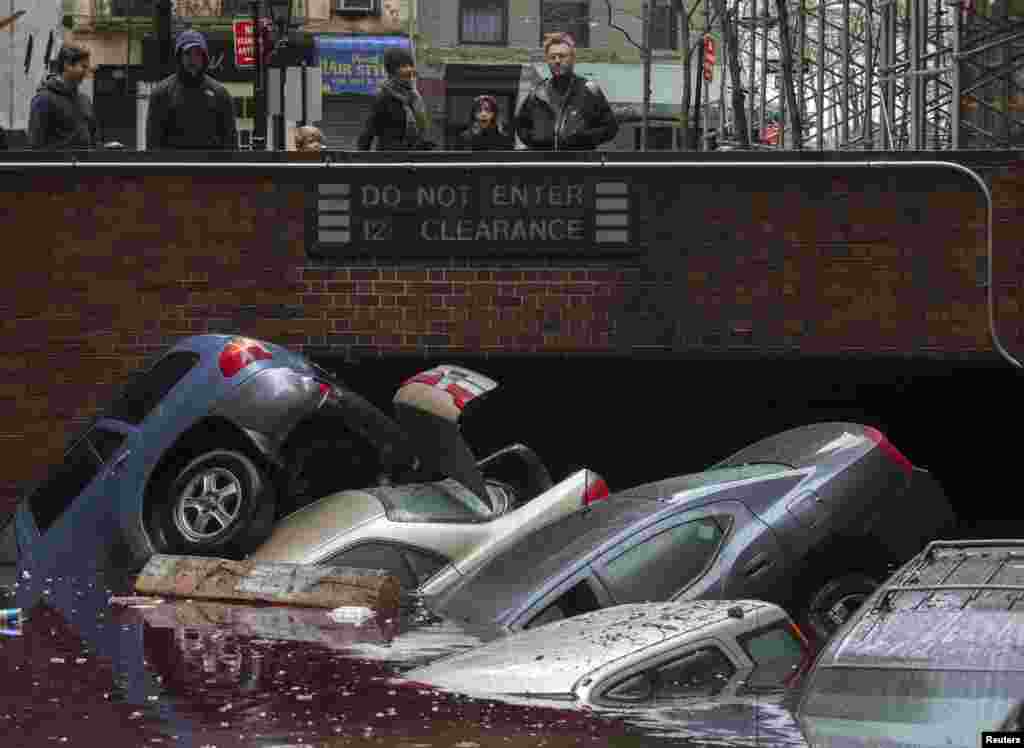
[[251, 0, 268, 150]]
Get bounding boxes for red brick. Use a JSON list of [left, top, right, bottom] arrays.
[[408, 283, 453, 296], [326, 281, 356, 293], [353, 295, 380, 307], [352, 270, 381, 281], [494, 271, 524, 282], [445, 270, 478, 283]]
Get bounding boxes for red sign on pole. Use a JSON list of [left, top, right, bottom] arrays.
[[234, 17, 273, 69], [703, 35, 715, 82]]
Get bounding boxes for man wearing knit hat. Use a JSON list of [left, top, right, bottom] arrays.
[[146, 29, 238, 150], [357, 45, 434, 151], [514, 33, 618, 150]]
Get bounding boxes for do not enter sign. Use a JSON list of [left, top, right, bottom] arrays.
[[233, 17, 273, 68]]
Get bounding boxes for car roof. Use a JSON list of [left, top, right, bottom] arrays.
[[816, 540, 1024, 672], [714, 422, 875, 469], [247, 489, 386, 563], [431, 466, 806, 628], [428, 496, 666, 626], [406, 600, 781, 698]]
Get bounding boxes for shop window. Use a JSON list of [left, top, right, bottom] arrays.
[[541, 0, 590, 48], [460, 0, 508, 45]]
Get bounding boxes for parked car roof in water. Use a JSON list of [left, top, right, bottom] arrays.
[[426, 423, 956, 645], [400, 599, 810, 709], [798, 539, 1024, 748]]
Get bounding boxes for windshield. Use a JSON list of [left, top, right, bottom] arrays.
[[800, 667, 1024, 745], [430, 497, 664, 627]]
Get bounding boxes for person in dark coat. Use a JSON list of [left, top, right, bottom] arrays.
[[458, 95, 515, 151], [356, 46, 434, 151], [146, 30, 238, 150], [27, 45, 96, 150], [514, 33, 618, 151]]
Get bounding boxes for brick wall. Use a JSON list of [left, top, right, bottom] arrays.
[[1, 154, 1022, 516]]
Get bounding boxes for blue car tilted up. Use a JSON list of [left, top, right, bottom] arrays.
[[4, 334, 424, 576]]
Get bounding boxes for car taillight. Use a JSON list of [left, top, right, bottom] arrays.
[[402, 372, 443, 388], [583, 472, 610, 506], [218, 337, 273, 378], [864, 426, 913, 477], [789, 621, 810, 649]]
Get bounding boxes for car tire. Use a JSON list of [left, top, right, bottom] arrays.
[[149, 450, 277, 560], [802, 573, 879, 645]]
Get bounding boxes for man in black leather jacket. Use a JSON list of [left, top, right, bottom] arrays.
[[146, 30, 238, 150], [514, 33, 618, 151]]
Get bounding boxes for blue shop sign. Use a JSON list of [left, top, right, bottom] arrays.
[[316, 35, 411, 95]]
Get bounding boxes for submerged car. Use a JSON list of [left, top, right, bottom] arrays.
[[249, 467, 609, 595], [4, 334, 560, 578], [249, 366, 609, 594], [399, 599, 811, 711], [425, 423, 956, 644], [797, 539, 1024, 748]]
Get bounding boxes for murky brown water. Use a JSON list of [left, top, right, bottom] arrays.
[[0, 570, 808, 748]]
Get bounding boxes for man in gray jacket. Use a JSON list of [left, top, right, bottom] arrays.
[[146, 30, 238, 150]]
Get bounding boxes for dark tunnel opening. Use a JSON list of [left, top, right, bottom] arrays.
[[312, 354, 1021, 540]]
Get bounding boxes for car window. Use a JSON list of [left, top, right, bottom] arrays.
[[104, 352, 200, 425], [524, 578, 603, 629], [375, 479, 493, 523], [653, 647, 736, 699], [27, 439, 102, 533], [601, 646, 736, 704], [324, 542, 449, 590], [87, 427, 128, 464], [600, 518, 724, 603], [738, 623, 805, 669]]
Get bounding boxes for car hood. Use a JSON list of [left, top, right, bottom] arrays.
[[392, 366, 498, 511]]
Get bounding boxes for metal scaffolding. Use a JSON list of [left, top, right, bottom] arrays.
[[718, 0, 1024, 148]]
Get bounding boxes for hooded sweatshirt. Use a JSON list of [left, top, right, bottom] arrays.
[[28, 74, 96, 150], [146, 30, 238, 150]]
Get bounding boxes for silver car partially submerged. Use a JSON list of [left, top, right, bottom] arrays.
[[249, 365, 609, 594], [399, 599, 811, 710]]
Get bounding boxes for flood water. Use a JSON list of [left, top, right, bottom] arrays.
[[0, 569, 808, 748]]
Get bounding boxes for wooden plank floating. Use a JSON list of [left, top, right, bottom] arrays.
[[134, 555, 401, 611]]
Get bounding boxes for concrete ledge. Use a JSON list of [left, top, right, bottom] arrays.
[[134, 554, 401, 611]]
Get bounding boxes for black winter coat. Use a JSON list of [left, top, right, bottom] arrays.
[[514, 74, 618, 151], [146, 72, 238, 150], [457, 124, 515, 151], [28, 76, 96, 150], [357, 86, 433, 151]]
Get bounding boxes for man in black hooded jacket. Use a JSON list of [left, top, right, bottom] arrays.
[[146, 30, 238, 150], [28, 45, 96, 150]]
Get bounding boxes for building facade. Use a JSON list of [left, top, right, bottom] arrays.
[[417, 0, 716, 150]]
